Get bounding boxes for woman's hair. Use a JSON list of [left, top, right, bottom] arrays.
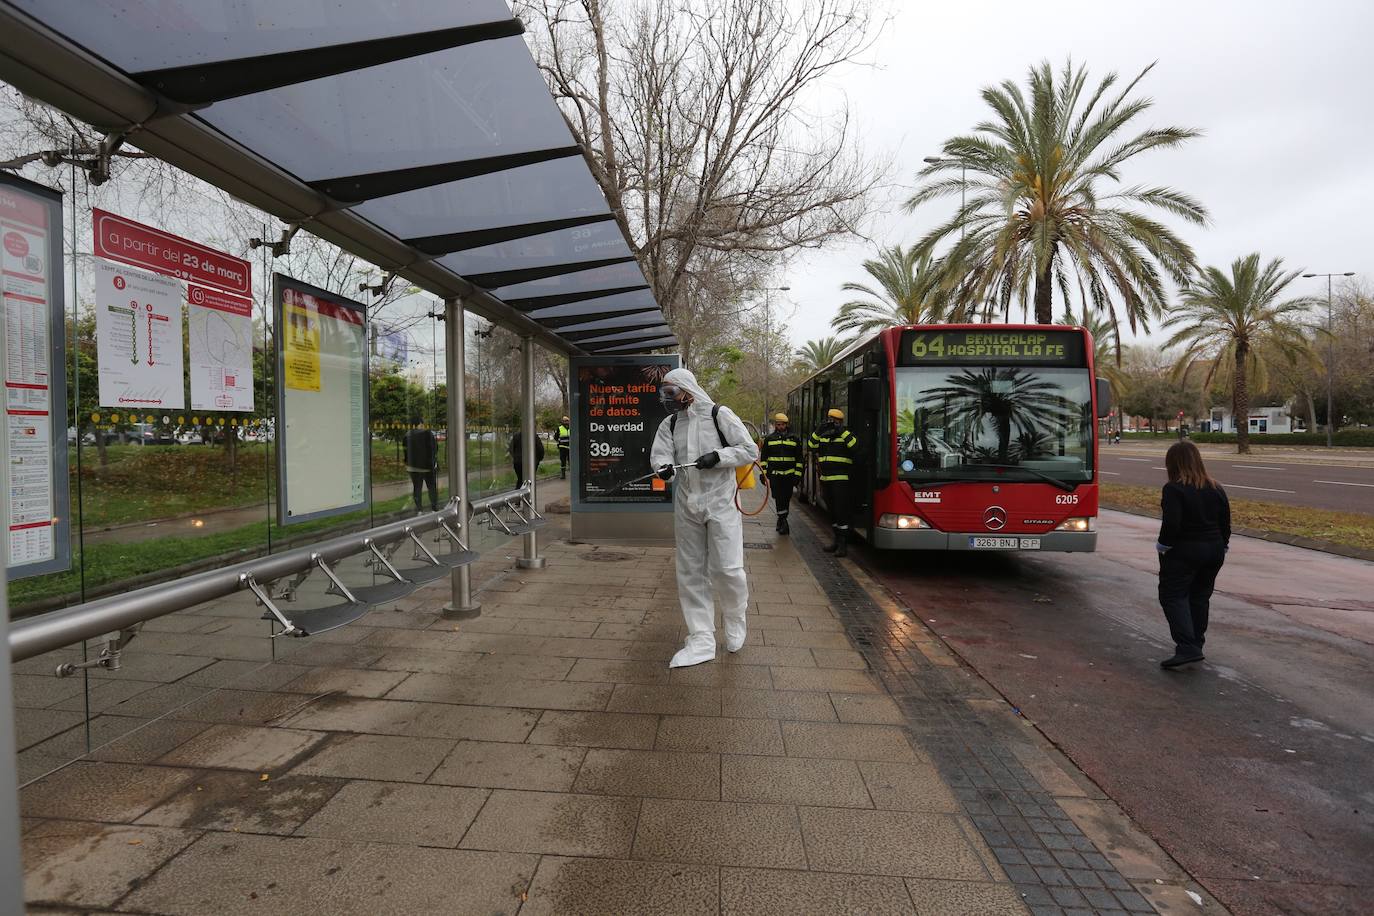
[[1164, 440, 1219, 489]]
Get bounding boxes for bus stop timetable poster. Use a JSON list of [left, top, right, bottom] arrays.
[[274, 274, 369, 525], [1, 173, 70, 580]]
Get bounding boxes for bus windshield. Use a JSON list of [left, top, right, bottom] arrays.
[[894, 365, 1095, 485]]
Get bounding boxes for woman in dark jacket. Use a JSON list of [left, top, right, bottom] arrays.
[[1155, 440, 1231, 669]]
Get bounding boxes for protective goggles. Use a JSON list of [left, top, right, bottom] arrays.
[[659, 384, 691, 411]]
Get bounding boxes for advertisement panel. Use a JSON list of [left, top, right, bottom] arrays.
[[374, 325, 408, 364], [95, 260, 185, 410], [274, 274, 369, 525], [187, 283, 254, 412], [0, 173, 69, 580], [92, 208, 251, 295], [571, 355, 678, 507]]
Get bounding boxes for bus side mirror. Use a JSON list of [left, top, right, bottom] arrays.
[[1095, 378, 1112, 418], [860, 376, 883, 413]]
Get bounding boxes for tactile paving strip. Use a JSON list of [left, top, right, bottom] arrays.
[[791, 521, 1156, 916]]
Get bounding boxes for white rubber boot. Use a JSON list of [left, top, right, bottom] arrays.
[[669, 632, 717, 668], [724, 615, 747, 653]]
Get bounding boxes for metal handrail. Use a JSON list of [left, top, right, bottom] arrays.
[[8, 485, 533, 663]]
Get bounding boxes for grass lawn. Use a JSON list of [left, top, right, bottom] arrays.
[[1101, 483, 1374, 552], [68, 440, 555, 529], [10, 454, 563, 613]]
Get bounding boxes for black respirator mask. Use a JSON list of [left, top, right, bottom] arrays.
[[659, 384, 693, 413]]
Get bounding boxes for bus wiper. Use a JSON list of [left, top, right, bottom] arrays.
[[976, 462, 1077, 493]]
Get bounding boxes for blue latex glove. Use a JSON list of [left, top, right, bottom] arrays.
[[1154, 542, 1170, 555]]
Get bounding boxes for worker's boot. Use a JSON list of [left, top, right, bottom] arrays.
[[835, 529, 848, 558], [822, 526, 840, 553], [778, 514, 790, 536]]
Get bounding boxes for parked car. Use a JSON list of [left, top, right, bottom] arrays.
[[139, 424, 179, 446]]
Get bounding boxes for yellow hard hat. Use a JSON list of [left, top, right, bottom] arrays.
[[827, 408, 844, 420], [773, 413, 789, 423]]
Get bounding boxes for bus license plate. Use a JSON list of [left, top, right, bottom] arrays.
[[969, 537, 1041, 550]]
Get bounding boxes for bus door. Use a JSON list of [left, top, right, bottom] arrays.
[[848, 375, 882, 533], [810, 379, 831, 503]]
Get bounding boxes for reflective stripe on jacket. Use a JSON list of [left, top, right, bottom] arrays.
[[557, 425, 570, 448], [809, 425, 856, 482], [760, 433, 801, 477]]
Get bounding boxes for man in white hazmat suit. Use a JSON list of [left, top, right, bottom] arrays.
[[651, 368, 760, 668]]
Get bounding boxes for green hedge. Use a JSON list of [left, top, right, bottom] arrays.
[[1186, 430, 1374, 447]]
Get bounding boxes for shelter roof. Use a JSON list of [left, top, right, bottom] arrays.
[[0, 0, 673, 354]]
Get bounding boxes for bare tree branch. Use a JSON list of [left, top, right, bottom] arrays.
[[516, 0, 887, 364]]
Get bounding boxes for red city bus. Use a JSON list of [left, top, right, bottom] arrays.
[[786, 324, 1112, 552]]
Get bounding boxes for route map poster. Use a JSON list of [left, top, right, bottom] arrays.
[[274, 274, 369, 525], [571, 356, 677, 506], [188, 284, 254, 411], [1, 173, 69, 579], [95, 260, 185, 410]]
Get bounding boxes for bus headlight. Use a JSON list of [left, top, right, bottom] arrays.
[[1055, 517, 1095, 532], [878, 513, 930, 529]]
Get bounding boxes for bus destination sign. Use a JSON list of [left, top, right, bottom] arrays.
[[899, 329, 1086, 367]]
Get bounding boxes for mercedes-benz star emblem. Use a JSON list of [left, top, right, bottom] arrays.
[[983, 506, 1007, 531]]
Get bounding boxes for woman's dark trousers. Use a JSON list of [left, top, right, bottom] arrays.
[[1157, 541, 1225, 656]]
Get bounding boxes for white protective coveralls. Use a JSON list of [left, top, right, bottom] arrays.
[[650, 368, 760, 667]]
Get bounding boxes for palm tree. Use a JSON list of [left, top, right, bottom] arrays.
[[1060, 305, 1127, 430], [1162, 254, 1319, 454], [796, 336, 852, 374], [832, 245, 945, 337], [907, 60, 1207, 331], [920, 367, 1078, 463]]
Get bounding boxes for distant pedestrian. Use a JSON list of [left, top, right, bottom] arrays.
[[403, 416, 439, 513], [557, 415, 571, 478], [510, 429, 546, 485], [1155, 440, 1230, 669]]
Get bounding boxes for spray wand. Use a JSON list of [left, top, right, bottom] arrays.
[[599, 463, 695, 496]]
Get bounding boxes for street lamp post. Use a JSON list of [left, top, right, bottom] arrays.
[[924, 156, 966, 241], [1301, 271, 1355, 447]]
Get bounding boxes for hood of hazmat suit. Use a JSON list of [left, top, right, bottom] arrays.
[[650, 368, 760, 667]]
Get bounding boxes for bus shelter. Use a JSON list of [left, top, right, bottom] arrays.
[[0, 2, 675, 902]]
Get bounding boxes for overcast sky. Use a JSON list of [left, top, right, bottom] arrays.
[[776, 0, 1373, 351]]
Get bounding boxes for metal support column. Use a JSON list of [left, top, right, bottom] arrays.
[[0, 350, 25, 909], [516, 334, 545, 569], [442, 297, 480, 617]]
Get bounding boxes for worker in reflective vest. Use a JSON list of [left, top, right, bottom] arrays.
[[809, 407, 857, 557], [760, 412, 802, 536], [557, 416, 571, 479]]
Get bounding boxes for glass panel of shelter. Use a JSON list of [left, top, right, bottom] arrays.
[[8, 221, 539, 781]]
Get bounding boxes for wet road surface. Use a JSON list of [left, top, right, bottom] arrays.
[[855, 510, 1374, 915], [1099, 450, 1374, 515]]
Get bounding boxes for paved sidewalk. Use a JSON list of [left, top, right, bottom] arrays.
[[16, 506, 1207, 914]]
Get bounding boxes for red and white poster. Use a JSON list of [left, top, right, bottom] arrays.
[[92, 208, 251, 295], [2, 175, 65, 573], [95, 260, 185, 410], [188, 283, 254, 411]]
